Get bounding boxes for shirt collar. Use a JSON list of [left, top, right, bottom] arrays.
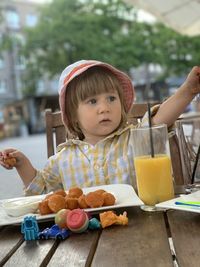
[[56, 124, 134, 152]]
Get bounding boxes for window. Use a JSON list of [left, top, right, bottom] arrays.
[[0, 80, 6, 93], [26, 14, 38, 27], [0, 56, 4, 69], [15, 55, 25, 70], [6, 9, 20, 29]]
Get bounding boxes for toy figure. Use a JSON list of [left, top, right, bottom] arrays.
[[21, 216, 39, 241]]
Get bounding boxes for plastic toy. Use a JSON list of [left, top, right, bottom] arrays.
[[38, 224, 70, 240], [66, 209, 89, 233], [21, 216, 39, 241], [88, 218, 101, 230], [99, 211, 128, 228]]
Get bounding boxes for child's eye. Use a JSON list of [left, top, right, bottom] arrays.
[[88, 98, 97, 104], [108, 96, 116, 102]]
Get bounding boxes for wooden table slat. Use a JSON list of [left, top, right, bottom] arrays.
[[92, 208, 174, 267], [0, 225, 23, 266], [167, 210, 200, 267], [47, 231, 100, 267]]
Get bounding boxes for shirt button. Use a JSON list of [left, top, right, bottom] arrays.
[[94, 164, 100, 170], [84, 145, 89, 150]]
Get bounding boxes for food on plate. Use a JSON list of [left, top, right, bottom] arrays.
[[102, 192, 116, 206], [66, 208, 89, 233], [94, 189, 106, 195], [55, 208, 70, 228], [54, 189, 66, 197], [3, 157, 17, 167], [3, 196, 43, 217], [85, 192, 104, 208], [65, 197, 79, 210], [78, 194, 88, 209], [38, 199, 53, 215], [48, 194, 66, 213], [44, 193, 54, 200], [38, 186, 116, 215], [68, 187, 83, 198]]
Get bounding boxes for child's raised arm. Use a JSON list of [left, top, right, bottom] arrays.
[[152, 66, 200, 127], [0, 148, 37, 187]]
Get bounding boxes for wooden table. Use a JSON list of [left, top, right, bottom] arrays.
[[1, 207, 200, 267]]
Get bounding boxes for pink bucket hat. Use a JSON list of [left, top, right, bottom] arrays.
[[58, 60, 134, 128]]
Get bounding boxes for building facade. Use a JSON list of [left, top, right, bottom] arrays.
[[0, 0, 58, 137]]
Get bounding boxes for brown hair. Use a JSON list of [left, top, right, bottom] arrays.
[[65, 66, 127, 139]]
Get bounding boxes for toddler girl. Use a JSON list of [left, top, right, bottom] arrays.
[[0, 60, 200, 195]]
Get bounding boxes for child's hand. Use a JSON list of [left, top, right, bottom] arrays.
[[184, 66, 200, 95], [0, 148, 25, 169]]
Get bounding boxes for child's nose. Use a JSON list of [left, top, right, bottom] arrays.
[[98, 101, 110, 113]]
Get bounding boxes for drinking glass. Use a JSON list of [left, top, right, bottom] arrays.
[[176, 117, 200, 193], [131, 124, 175, 211]]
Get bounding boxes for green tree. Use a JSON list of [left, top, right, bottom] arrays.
[[22, 0, 200, 95], [22, 0, 138, 94]]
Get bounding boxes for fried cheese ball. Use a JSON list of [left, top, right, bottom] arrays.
[[78, 194, 89, 209], [4, 157, 17, 167], [47, 194, 66, 213], [38, 199, 53, 215], [94, 189, 106, 196], [103, 192, 116, 206], [44, 193, 54, 200], [54, 189, 66, 197], [68, 187, 83, 198], [85, 192, 104, 208], [65, 196, 79, 210]]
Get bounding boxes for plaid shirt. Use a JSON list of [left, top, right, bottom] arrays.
[[25, 107, 161, 195]]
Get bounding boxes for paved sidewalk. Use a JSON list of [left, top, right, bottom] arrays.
[[0, 134, 47, 200]]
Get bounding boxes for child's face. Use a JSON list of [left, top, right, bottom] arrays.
[[76, 91, 122, 144]]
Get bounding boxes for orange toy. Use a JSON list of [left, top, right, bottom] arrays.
[[99, 211, 128, 228]]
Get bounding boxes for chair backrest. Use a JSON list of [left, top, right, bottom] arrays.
[[45, 103, 184, 185], [45, 103, 154, 157], [45, 109, 66, 157]]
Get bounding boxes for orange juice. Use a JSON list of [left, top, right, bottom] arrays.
[[134, 154, 174, 206]]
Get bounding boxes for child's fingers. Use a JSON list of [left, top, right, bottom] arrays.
[[2, 150, 19, 159], [0, 161, 13, 169]]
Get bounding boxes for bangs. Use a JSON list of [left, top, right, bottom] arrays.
[[74, 66, 122, 102]]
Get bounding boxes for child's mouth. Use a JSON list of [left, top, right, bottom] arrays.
[[100, 119, 111, 124]]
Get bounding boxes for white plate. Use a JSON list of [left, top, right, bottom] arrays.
[[0, 184, 143, 226], [156, 190, 200, 213]]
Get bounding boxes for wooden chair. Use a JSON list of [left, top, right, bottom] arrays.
[[45, 103, 184, 185]]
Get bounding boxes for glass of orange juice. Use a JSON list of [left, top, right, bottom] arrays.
[[131, 124, 174, 211]]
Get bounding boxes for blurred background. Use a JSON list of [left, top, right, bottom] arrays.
[[0, 0, 200, 199]]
